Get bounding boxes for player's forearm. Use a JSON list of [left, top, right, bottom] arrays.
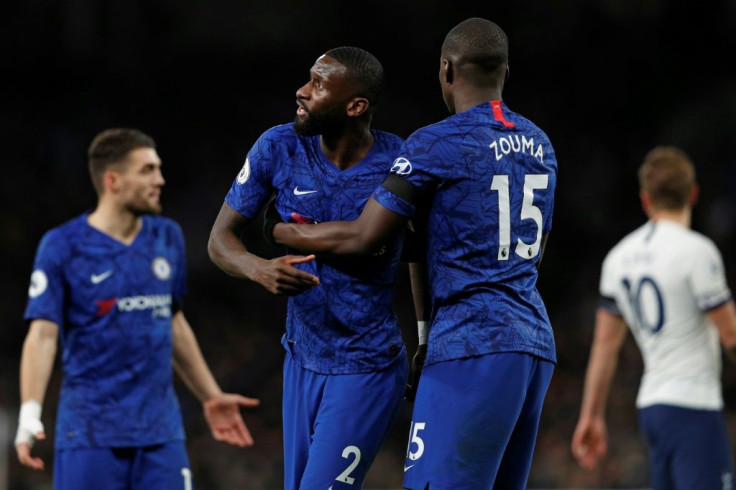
[[20, 321, 58, 405], [409, 262, 430, 323], [208, 228, 271, 281], [171, 313, 222, 403], [708, 300, 736, 362], [579, 344, 619, 420], [272, 221, 377, 255]]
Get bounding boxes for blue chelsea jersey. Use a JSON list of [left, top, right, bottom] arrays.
[[374, 101, 557, 365], [24, 214, 187, 448], [225, 124, 406, 374]]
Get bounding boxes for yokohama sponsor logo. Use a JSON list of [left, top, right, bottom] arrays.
[[95, 294, 172, 316], [117, 294, 171, 312]]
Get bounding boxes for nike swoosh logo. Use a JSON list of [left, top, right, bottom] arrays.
[[91, 270, 113, 284], [403, 464, 415, 472], [294, 186, 317, 196]]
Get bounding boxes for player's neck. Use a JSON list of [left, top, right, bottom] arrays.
[[88, 200, 143, 245], [649, 208, 691, 228], [320, 126, 375, 171], [452, 83, 503, 114]]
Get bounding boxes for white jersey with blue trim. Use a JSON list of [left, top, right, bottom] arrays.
[[599, 219, 732, 410]]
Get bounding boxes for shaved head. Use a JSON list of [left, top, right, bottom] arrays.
[[442, 18, 509, 78]]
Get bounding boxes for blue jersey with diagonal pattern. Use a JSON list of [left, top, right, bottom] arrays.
[[374, 101, 557, 365], [225, 124, 406, 374], [24, 214, 187, 448]]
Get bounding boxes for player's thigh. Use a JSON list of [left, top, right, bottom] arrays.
[[299, 357, 408, 489], [404, 353, 538, 490], [494, 358, 554, 490], [639, 405, 734, 490], [132, 440, 192, 490], [668, 408, 733, 490], [54, 446, 133, 490], [638, 406, 675, 490], [282, 353, 328, 490]]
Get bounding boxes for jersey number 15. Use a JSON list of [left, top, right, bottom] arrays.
[[490, 174, 549, 261]]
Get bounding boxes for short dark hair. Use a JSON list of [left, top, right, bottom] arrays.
[[325, 46, 384, 110], [442, 18, 509, 77], [638, 146, 696, 210], [88, 128, 156, 195]]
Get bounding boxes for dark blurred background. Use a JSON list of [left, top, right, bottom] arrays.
[[2, 0, 735, 488]]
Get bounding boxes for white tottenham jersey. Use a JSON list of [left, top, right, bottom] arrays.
[[599, 220, 732, 410]]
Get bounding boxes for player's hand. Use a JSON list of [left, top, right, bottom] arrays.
[[405, 343, 427, 402], [571, 416, 608, 469], [15, 402, 46, 470], [253, 254, 320, 295], [203, 393, 261, 448]]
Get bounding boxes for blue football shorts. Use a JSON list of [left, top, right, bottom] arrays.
[[54, 440, 191, 490], [282, 351, 408, 490], [638, 404, 734, 490], [403, 352, 554, 490]]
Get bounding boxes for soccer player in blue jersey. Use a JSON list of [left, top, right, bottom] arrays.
[[572, 147, 736, 489], [271, 19, 557, 489], [15, 128, 260, 489], [208, 47, 409, 489]]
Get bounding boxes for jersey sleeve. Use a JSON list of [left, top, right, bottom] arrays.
[[598, 251, 624, 316], [224, 128, 279, 219], [688, 238, 732, 311], [24, 230, 67, 326], [372, 128, 444, 217]]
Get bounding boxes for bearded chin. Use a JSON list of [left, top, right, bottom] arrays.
[[126, 201, 162, 216], [294, 107, 345, 136], [293, 115, 322, 136]]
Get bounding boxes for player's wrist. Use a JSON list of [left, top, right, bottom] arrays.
[[418, 321, 428, 345], [19, 400, 42, 422], [15, 399, 43, 446]]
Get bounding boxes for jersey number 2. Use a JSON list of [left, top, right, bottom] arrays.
[[490, 174, 549, 261]]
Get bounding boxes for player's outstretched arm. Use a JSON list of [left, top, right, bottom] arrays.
[[171, 311, 260, 447], [16, 319, 59, 471], [272, 197, 407, 256], [208, 202, 319, 295], [571, 308, 628, 469], [709, 299, 736, 362]]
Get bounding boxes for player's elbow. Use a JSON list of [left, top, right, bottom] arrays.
[[207, 229, 228, 268]]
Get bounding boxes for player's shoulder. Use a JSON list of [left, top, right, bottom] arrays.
[[502, 104, 553, 142], [603, 223, 650, 262], [373, 129, 404, 146], [42, 214, 87, 245], [35, 214, 87, 260], [261, 123, 296, 139], [662, 222, 720, 255], [144, 214, 185, 239], [404, 117, 459, 149]]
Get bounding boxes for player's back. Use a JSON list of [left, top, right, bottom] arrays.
[[398, 101, 557, 365], [600, 220, 731, 409]]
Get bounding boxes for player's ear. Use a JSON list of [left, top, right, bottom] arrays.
[[640, 190, 653, 216], [440, 58, 454, 84], [103, 170, 121, 193], [346, 96, 369, 118], [689, 184, 699, 207]]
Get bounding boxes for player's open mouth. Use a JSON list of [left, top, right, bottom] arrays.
[[296, 102, 308, 116]]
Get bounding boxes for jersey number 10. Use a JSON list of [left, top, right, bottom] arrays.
[[490, 174, 549, 261], [621, 276, 665, 333]]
